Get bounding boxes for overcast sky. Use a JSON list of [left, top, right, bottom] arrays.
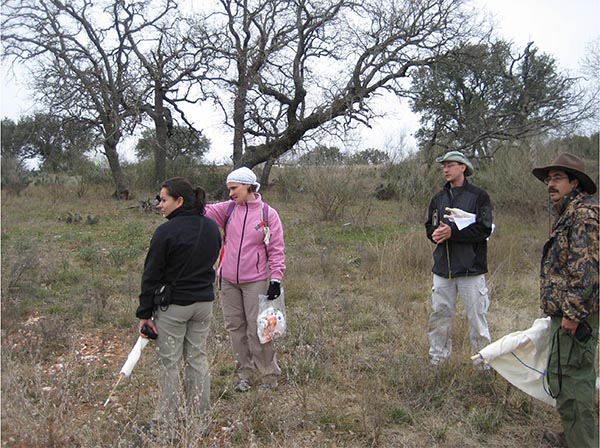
[[1, 0, 598, 162], [478, 0, 598, 73]]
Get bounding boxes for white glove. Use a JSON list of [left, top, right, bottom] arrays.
[[443, 207, 476, 221]]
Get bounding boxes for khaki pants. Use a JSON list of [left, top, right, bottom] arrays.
[[154, 301, 213, 432], [220, 279, 281, 384], [428, 274, 491, 363], [548, 312, 599, 448]]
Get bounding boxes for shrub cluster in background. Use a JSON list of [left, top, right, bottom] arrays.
[[2, 133, 597, 215]]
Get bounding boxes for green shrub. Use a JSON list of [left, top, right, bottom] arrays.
[[389, 406, 414, 425], [0, 155, 32, 195]]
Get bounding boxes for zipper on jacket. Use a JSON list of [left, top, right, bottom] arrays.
[[235, 204, 249, 284], [444, 189, 454, 279]]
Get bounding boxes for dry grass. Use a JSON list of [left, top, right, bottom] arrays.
[[0, 172, 570, 447]]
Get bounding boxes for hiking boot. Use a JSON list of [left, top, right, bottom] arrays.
[[259, 381, 278, 392], [138, 421, 158, 439], [193, 420, 212, 438], [542, 430, 566, 447], [473, 357, 492, 372], [200, 422, 211, 438], [430, 357, 447, 367], [234, 378, 251, 392], [138, 421, 179, 443]]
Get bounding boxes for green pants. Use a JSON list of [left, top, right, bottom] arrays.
[[548, 312, 599, 448], [154, 301, 213, 435]]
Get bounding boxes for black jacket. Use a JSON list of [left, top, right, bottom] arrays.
[[136, 207, 222, 319], [425, 179, 493, 278]]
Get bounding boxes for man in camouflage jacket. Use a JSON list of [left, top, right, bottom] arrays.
[[532, 153, 599, 448]]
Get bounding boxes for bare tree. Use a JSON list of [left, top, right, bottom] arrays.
[[194, 0, 477, 174], [119, 0, 215, 184], [2, 0, 137, 197], [580, 37, 600, 133]]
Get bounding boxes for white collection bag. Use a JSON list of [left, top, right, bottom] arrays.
[[257, 289, 286, 344], [477, 317, 555, 407]]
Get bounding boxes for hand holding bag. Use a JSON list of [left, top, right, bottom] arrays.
[[257, 288, 286, 344]]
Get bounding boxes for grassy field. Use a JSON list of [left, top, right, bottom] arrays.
[[0, 167, 581, 447]]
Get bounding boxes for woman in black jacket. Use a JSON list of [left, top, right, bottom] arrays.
[[136, 177, 221, 441]]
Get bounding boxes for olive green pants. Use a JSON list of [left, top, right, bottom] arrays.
[[154, 301, 213, 435], [548, 312, 598, 448]]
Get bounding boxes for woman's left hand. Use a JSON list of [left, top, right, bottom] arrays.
[[267, 281, 281, 300]]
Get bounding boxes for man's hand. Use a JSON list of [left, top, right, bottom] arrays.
[[432, 222, 451, 244], [561, 317, 578, 336]]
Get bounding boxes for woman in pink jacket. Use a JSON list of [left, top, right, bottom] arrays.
[[205, 167, 286, 392]]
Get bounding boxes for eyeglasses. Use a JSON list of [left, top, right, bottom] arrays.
[[544, 175, 569, 184], [440, 162, 459, 169]]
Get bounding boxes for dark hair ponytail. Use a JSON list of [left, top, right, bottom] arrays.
[[161, 177, 206, 215], [193, 187, 206, 215]]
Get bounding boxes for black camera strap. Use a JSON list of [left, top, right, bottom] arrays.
[[545, 328, 562, 399]]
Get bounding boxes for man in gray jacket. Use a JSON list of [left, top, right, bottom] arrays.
[[425, 151, 494, 367]]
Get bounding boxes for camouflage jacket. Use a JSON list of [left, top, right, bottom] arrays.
[[540, 189, 599, 321]]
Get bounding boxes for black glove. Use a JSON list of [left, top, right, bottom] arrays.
[[267, 281, 281, 300]]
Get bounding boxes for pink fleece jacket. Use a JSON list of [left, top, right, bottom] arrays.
[[205, 194, 286, 285]]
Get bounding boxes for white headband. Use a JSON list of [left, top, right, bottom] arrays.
[[226, 167, 261, 192]]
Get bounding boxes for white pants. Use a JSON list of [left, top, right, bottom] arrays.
[[428, 274, 491, 363]]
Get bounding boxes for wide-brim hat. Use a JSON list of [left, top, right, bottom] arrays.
[[532, 153, 597, 194], [435, 151, 474, 176]]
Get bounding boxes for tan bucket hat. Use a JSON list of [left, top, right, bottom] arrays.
[[532, 153, 597, 194], [435, 151, 474, 176]]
